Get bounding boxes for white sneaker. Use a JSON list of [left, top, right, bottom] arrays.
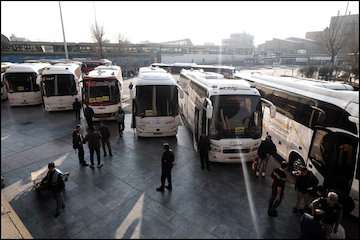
[[262, 172, 266, 177], [97, 163, 103, 168], [256, 171, 260, 177]]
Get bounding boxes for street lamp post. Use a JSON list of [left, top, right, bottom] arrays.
[[58, 1, 69, 59]]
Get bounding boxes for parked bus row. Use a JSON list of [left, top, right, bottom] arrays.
[[235, 71, 359, 217]]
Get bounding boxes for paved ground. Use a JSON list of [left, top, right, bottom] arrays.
[[1, 87, 358, 239]]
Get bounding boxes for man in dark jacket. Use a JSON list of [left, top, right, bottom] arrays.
[[72, 98, 82, 122], [256, 134, 277, 177], [40, 162, 66, 217], [83, 103, 95, 128], [72, 125, 89, 166], [268, 161, 287, 217], [99, 122, 112, 157], [156, 143, 175, 192], [198, 134, 211, 171], [293, 166, 319, 214], [300, 209, 325, 239], [83, 127, 102, 168]]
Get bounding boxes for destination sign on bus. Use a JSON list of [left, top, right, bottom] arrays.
[[89, 96, 110, 103]]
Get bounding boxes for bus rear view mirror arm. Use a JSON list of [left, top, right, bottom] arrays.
[[205, 98, 213, 119], [261, 98, 276, 118]]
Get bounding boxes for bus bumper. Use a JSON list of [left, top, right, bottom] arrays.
[[209, 150, 257, 163]]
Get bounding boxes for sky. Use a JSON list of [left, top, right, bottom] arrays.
[[1, 1, 359, 46]]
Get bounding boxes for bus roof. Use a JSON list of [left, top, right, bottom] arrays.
[[151, 62, 234, 70], [181, 69, 259, 96], [235, 71, 359, 117], [42, 63, 81, 76], [6, 63, 50, 73], [135, 72, 176, 86], [87, 65, 122, 79], [139, 66, 167, 74]]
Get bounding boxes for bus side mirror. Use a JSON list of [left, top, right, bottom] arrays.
[[270, 105, 276, 118], [206, 105, 213, 119]]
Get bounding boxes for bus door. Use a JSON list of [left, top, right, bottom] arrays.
[[307, 127, 358, 197]]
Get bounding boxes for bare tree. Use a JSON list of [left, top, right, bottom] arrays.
[[91, 22, 105, 58], [321, 12, 345, 67]]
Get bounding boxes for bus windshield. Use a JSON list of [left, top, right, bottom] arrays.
[[5, 72, 38, 92], [84, 79, 120, 105], [136, 85, 178, 117], [42, 74, 76, 97], [209, 95, 262, 139]]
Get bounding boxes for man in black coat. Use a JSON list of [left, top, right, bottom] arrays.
[[83, 127, 102, 168], [83, 103, 95, 128], [300, 209, 325, 239], [99, 122, 112, 157], [198, 134, 211, 171], [268, 161, 287, 217], [72, 125, 89, 166], [256, 134, 277, 177], [156, 143, 175, 192], [72, 98, 82, 122]]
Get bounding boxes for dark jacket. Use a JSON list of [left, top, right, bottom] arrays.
[[198, 135, 210, 153], [99, 126, 110, 140], [116, 110, 125, 123], [258, 138, 277, 160], [73, 101, 82, 111], [42, 169, 65, 192], [271, 167, 287, 188], [161, 150, 175, 169], [311, 197, 343, 225], [72, 130, 84, 149], [84, 106, 94, 119], [83, 130, 101, 149], [295, 171, 319, 193]]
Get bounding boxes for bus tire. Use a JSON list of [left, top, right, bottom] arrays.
[[289, 153, 305, 175]]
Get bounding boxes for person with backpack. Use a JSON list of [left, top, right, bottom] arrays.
[[40, 162, 66, 217], [99, 122, 112, 157]]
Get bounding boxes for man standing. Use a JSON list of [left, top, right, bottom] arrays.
[[293, 166, 319, 214], [83, 103, 95, 128], [256, 134, 277, 177], [72, 125, 89, 166], [268, 161, 288, 217], [83, 127, 103, 168], [198, 134, 211, 171], [99, 122, 112, 157], [156, 143, 175, 192], [116, 106, 125, 137], [40, 162, 66, 218], [72, 98, 82, 122]]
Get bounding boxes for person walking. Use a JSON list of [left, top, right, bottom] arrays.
[[99, 122, 112, 157], [116, 106, 125, 137], [198, 134, 211, 171], [293, 165, 319, 214], [83, 103, 95, 128], [40, 162, 66, 217], [256, 134, 277, 177], [268, 161, 288, 217], [156, 143, 175, 192], [72, 125, 89, 166], [83, 127, 103, 168], [72, 98, 82, 122], [300, 209, 325, 239]]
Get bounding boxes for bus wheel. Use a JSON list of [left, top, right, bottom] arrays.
[[289, 155, 305, 175]]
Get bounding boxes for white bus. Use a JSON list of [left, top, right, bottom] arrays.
[[236, 71, 359, 216], [131, 67, 180, 137], [179, 69, 276, 162], [4, 63, 50, 106], [41, 63, 82, 111], [82, 65, 123, 120]]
